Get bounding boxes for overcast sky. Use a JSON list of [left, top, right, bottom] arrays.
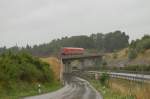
[[0, 0, 150, 47]]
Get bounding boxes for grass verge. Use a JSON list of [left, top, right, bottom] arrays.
[[109, 78, 150, 99], [0, 81, 62, 99], [90, 79, 135, 99], [90, 78, 150, 99]]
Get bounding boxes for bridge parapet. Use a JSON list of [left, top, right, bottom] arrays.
[[61, 53, 103, 61]]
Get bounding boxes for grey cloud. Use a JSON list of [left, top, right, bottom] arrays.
[[0, 0, 150, 47]]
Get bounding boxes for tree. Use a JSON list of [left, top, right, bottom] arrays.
[[103, 31, 129, 52], [128, 48, 137, 60]]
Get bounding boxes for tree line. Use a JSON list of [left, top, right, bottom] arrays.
[[0, 31, 130, 56]]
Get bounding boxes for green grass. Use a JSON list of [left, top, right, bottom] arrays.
[[90, 80, 135, 99], [0, 81, 62, 99]]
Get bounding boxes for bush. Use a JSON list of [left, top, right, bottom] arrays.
[[128, 49, 137, 60], [0, 51, 54, 83], [99, 72, 110, 86]]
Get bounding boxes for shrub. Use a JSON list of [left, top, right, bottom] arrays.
[[99, 72, 110, 86], [0, 51, 54, 83], [128, 49, 137, 60]]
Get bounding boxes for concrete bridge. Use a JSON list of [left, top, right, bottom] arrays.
[[60, 53, 103, 83]]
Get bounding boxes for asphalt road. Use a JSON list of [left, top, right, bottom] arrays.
[[24, 77, 102, 99]]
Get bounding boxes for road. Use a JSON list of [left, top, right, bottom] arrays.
[[24, 77, 102, 99]]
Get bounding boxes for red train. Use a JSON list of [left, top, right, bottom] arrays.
[[61, 47, 85, 55]]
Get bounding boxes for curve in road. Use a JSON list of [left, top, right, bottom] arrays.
[[24, 77, 102, 99]]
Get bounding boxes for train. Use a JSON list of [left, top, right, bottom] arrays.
[[61, 47, 85, 55]]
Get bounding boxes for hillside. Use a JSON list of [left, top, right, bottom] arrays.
[[104, 48, 150, 67]]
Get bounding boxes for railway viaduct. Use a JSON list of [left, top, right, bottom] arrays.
[[60, 53, 103, 83]]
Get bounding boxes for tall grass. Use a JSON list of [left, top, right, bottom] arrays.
[[109, 78, 150, 99], [41, 57, 61, 80], [90, 78, 150, 99], [90, 80, 134, 99]]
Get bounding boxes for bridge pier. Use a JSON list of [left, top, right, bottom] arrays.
[[63, 61, 72, 73], [80, 59, 85, 71], [61, 61, 73, 85]]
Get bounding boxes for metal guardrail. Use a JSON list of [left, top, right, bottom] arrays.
[[87, 71, 150, 83], [100, 70, 150, 75]]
